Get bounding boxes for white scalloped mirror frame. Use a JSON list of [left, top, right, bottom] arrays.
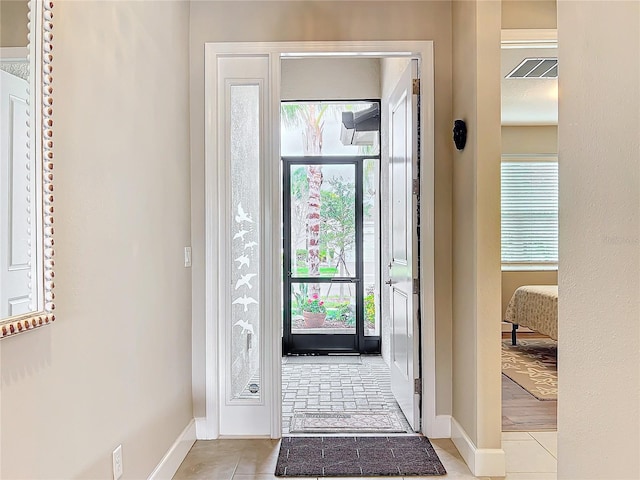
[[0, 0, 55, 338]]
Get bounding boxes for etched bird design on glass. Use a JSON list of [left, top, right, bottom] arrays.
[[235, 273, 257, 290], [234, 254, 250, 269], [233, 229, 249, 241], [235, 203, 253, 224], [232, 295, 258, 311], [233, 319, 255, 335], [244, 241, 258, 250]]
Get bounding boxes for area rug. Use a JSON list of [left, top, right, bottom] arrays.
[[289, 411, 405, 433], [502, 338, 557, 400], [275, 436, 446, 477]]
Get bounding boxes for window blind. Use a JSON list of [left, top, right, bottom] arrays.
[[501, 159, 558, 265]]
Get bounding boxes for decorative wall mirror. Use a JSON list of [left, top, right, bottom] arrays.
[[0, 0, 55, 338]]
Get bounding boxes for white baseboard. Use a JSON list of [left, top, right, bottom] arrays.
[[148, 419, 196, 480], [425, 414, 451, 438], [450, 417, 505, 477], [195, 416, 210, 440]]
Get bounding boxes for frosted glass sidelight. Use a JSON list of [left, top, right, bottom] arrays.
[[229, 84, 261, 402]]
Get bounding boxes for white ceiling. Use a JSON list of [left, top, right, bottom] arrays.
[[501, 45, 558, 125]]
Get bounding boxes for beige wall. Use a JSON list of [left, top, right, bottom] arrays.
[[0, 1, 193, 478], [502, 125, 557, 154], [189, 0, 454, 420], [557, 1, 640, 478], [502, 0, 557, 29], [281, 58, 380, 100], [0, 0, 28, 47], [452, 0, 502, 453]]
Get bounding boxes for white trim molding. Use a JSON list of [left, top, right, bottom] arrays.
[[426, 415, 452, 439], [451, 417, 505, 477], [194, 417, 211, 440], [501, 28, 557, 48], [147, 419, 196, 480]]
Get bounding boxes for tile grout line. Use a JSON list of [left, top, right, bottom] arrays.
[[529, 432, 558, 460], [228, 457, 241, 480]]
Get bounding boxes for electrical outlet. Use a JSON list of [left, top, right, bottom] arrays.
[[112, 444, 123, 480]]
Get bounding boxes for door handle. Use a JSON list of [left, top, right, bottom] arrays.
[[385, 279, 392, 286]]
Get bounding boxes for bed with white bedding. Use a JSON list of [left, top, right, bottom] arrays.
[[504, 285, 558, 344]]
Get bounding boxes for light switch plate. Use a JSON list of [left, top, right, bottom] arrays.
[[184, 246, 192, 268], [112, 444, 123, 479]]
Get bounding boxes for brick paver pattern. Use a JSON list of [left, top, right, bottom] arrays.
[[281, 355, 413, 434]]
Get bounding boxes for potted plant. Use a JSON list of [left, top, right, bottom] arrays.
[[302, 293, 327, 328]]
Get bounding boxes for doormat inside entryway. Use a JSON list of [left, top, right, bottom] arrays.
[[275, 436, 447, 477], [283, 355, 362, 365], [289, 411, 405, 433]]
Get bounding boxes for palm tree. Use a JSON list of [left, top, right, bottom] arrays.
[[282, 103, 329, 293]]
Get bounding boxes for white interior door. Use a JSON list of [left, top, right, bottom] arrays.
[[0, 69, 34, 318], [387, 59, 420, 431]]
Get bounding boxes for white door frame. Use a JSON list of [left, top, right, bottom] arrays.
[[203, 41, 439, 439]]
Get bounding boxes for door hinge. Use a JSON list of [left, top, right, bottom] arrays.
[[413, 278, 420, 294], [412, 78, 420, 95], [414, 378, 422, 395], [412, 178, 420, 195]]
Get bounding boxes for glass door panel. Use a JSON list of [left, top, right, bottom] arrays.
[[289, 163, 356, 279], [290, 282, 356, 335], [283, 157, 380, 355], [363, 158, 381, 337], [281, 101, 380, 157]]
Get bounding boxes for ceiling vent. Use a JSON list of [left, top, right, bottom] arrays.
[[506, 58, 558, 79]]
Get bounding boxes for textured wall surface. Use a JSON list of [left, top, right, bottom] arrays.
[[0, 2, 193, 478], [502, 0, 556, 29], [557, 2, 640, 479]]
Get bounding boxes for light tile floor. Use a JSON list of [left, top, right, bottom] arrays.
[[173, 432, 558, 479], [174, 356, 558, 479]]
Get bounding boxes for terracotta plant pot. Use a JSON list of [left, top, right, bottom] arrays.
[[302, 311, 326, 328]]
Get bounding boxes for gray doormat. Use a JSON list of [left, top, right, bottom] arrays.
[[289, 411, 405, 433], [275, 436, 447, 477], [283, 355, 362, 364]]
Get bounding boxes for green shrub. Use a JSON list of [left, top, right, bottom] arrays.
[[364, 293, 376, 328]]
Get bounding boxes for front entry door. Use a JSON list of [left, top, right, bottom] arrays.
[[387, 60, 421, 431], [283, 157, 381, 355]]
